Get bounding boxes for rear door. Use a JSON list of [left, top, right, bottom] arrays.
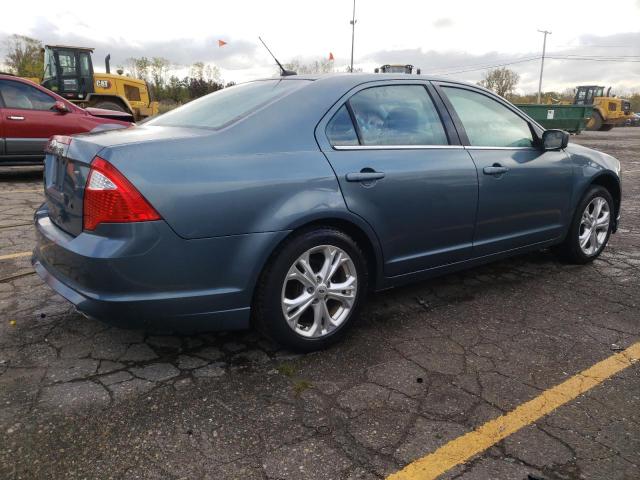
[[0, 80, 78, 157], [316, 81, 479, 277], [436, 83, 573, 257]]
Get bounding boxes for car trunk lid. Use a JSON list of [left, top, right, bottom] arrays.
[[43, 136, 103, 237]]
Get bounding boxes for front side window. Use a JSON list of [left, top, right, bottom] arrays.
[[348, 85, 448, 145], [79, 53, 91, 76], [43, 49, 56, 81], [443, 87, 534, 148], [149, 79, 310, 129], [0, 81, 56, 111]]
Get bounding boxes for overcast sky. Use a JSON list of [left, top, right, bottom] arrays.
[[2, 0, 639, 93]]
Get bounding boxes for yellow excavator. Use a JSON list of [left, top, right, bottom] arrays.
[[574, 86, 632, 131], [38, 45, 158, 121]]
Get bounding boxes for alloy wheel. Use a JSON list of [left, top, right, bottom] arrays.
[[578, 196, 610, 256], [281, 245, 358, 338]]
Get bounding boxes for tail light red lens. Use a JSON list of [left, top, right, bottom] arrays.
[[83, 156, 161, 231]]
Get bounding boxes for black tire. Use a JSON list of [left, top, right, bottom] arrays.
[[253, 228, 368, 352], [587, 111, 603, 131], [92, 100, 126, 112], [555, 185, 614, 264], [599, 124, 614, 132]]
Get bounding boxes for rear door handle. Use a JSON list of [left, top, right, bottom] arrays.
[[483, 165, 509, 175], [345, 171, 385, 182], [7, 115, 25, 121]]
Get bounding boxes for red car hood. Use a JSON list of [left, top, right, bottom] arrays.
[[85, 107, 135, 123]]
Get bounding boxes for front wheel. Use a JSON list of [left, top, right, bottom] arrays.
[[587, 111, 603, 131], [92, 100, 126, 112], [555, 186, 614, 264], [253, 228, 368, 352]]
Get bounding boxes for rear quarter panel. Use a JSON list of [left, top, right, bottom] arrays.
[[103, 141, 346, 238]]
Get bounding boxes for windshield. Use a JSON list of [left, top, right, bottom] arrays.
[[148, 79, 310, 129]]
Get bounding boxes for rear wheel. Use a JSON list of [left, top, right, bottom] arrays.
[[92, 100, 126, 112], [253, 228, 368, 352], [587, 111, 603, 131], [555, 186, 613, 264]]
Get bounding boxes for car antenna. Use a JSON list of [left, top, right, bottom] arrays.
[[258, 36, 297, 77]]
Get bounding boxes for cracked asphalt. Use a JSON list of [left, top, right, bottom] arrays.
[[1, 129, 639, 480]]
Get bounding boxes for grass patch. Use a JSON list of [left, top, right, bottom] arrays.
[[277, 362, 297, 377], [292, 379, 313, 397]]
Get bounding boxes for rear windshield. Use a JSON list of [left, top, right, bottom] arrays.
[[148, 79, 309, 129]]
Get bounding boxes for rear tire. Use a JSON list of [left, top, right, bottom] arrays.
[[253, 228, 368, 352], [555, 186, 613, 264], [92, 100, 126, 112], [587, 111, 603, 131]]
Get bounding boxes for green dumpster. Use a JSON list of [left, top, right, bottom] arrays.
[[514, 104, 593, 134]]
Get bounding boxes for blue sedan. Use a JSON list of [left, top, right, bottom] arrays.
[[33, 74, 622, 351]]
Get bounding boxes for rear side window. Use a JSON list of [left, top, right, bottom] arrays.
[[326, 105, 359, 146], [0, 80, 56, 111], [348, 85, 448, 146], [443, 87, 534, 148], [148, 80, 310, 129]]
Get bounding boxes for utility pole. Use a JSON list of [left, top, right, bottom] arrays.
[[350, 0, 356, 73], [537, 29, 551, 103]]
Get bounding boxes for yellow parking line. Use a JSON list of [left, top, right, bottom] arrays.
[[1, 189, 42, 194], [0, 251, 31, 261], [388, 341, 640, 480]]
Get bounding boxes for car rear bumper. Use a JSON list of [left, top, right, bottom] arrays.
[[33, 204, 289, 332]]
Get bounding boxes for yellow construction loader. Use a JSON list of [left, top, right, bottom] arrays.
[[574, 86, 632, 131], [39, 45, 158, 120]]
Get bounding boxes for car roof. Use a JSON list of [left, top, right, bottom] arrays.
[[253, 72, 472, 87], [0, 74, 39, 85]]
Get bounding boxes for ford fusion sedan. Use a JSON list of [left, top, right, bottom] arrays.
[[32, 74, 621, 351], [0, 75, 132, 165]]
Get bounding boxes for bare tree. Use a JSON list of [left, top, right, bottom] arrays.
[[281, 58, 334, 75], [125, 57, 151, 82], [189, 62, 220, 82], [478, 67, 520, 98], [3, 34, 43, 77]]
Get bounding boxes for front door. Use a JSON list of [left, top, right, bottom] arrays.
[[437, 84, 574, 257], [318, 82, 479, 277], [0, 80, 76, 157]]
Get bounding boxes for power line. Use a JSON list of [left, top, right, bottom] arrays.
[[429, 55, 539, 74], [548, 53, 640, 59], [547, 56, 640, 62], [435, 56, 542, 76]]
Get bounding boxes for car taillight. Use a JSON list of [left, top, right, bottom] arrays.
[[83, 156, 161, 231]]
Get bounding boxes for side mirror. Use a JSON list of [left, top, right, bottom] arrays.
[[542, 129, 569, 150], [53, 100, 69, 114]]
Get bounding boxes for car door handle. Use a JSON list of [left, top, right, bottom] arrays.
[[7, 115, 25, 121], [345, 170, 385, 182], [483, 165, 509, 175]]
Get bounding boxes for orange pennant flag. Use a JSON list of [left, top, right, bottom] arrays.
[[329, 52, 334, 61], [218, 40, 227, 47]]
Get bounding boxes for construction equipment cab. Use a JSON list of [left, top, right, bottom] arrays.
[[574, 85, 632, 131], [41, 45, 158, 121], [375, 64, 421, 74]]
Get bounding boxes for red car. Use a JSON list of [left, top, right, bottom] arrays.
[[0, 75, 133, 165]]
